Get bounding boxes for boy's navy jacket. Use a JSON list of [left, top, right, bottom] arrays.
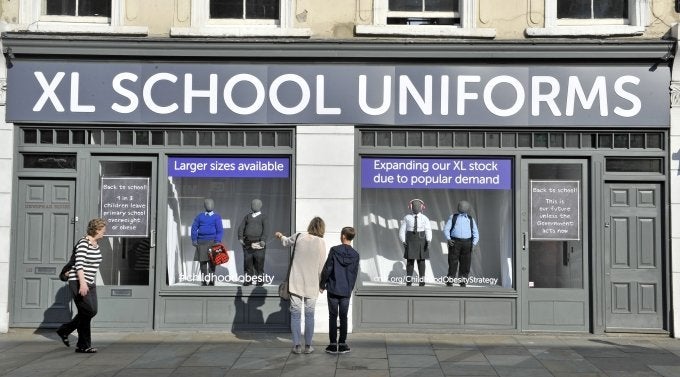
[[320, 244, 360, 297]]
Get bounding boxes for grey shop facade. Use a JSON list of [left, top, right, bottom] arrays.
[[2, 35, 673, 334]]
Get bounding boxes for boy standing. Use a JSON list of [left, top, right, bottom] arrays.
[[320, 227, 360, 354]]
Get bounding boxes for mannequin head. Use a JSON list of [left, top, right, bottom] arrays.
[[409, 199, 425, 214], [457, 200, 471, 214], [251, 199, 263, 212], [204, 198, 215, 212]]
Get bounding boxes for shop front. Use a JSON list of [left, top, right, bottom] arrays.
[[3, 36, 673, 333]]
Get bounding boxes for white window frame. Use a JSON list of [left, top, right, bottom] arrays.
[[356, 0, 495, 38], [170, 0, 310, 37], [16, 0, 147, 34], [526, 0, 647, 37]]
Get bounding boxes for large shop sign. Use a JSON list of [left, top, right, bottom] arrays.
[[6, 61, 669, 127]]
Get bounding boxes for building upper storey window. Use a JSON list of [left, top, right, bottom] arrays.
[[355, 0, 495, 38], [170, 0, 310, 37], [527, 0, 646, 37], [17, 0, 147, 34]]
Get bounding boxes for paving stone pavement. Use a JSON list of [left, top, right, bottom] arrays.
[[0, 329, 679, 376]]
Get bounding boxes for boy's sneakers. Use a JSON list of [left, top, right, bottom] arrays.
[[325, 344, 338, 354], [292, 345, 302, 354], [338, 343, 351, 354], [304, 345, 314, 354]]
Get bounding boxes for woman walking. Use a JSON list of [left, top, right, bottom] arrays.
[[275, 217, 327, 354], [56, 218, 106, 353]]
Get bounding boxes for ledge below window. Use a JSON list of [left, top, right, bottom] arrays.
[[526, 25, 645, 37], [10, 22, 148, 35], [355, 25, 496, 38], [170, 26, 312, 38]]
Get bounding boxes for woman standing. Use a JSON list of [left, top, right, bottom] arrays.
[[275, 217, 327, 355], [56, 218, 106, 353]]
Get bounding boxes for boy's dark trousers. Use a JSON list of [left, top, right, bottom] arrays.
[[327, 293, 350, 344], [447, 238, 473, 282]]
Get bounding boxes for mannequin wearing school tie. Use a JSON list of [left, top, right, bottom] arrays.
[[398, 199, 432, 286]]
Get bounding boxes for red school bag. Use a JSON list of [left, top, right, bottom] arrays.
[[208, 243, 229, 265]]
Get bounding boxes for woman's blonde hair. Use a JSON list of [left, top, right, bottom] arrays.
[[307, 217, 325, 238], [86, 218, 107, 237]]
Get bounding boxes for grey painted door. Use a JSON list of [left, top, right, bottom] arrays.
[[89, 157, 157, 329], [520, 160, 589, 332], [12, 179, 75, 327], [604, 183, 663, 331]]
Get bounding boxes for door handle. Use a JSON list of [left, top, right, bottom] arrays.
[[150, 230, 156, 248], [522, 232, 527, 250]]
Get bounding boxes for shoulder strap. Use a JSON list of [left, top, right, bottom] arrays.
[[285, 233, 300, 281], [450, 213, 459, 238]]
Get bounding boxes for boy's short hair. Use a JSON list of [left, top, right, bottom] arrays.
[[341, 226, 355, 241]]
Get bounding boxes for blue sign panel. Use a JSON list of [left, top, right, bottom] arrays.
[[168, 157, 289, 178], [361, 157, 512, 190]]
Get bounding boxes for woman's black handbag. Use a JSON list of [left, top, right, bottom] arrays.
[[59, 245, 77, 282]]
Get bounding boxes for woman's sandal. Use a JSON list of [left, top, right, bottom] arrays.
[[75, 347, 98, 353], [56, 329, 70, 347]]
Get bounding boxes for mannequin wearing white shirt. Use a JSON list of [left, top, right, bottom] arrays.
[[398, 199, 432, 286]]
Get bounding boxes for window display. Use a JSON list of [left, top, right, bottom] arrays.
[[166, 156, 291, 287], [358, 157, 514, 288]]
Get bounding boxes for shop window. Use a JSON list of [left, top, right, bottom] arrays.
[[23, 129, 37, 144], [565, 134, 580, 148], [630, 133, 644, 148], [582, 134, 595, 148], [119, 130, 133, 145], [39, 129, 53, 144], [598, 134, 613, 148], [245, 132, 260, 146], [356, 0, 495, 38], [423, 131, 437, 147], [166, 156, 292, 287], [486, 133, 500, 148], [22, 153, 76, 169], [199, 132, 212, 146], [168, 131, 182, 146], [393, 131, 406, 147], [407, 131, 422, 147], [605, 158, 662, 173], [527, 0, 646, 37], [358, 156, 514, 289], [230, 132, 244, 146], [646, 133, 662, 149], [614, 134, 629, 148], [18, 0, 147, 34], [261, 131, 276, 147], [183, 131, 197, 146], [454, 132, 468, 147], [470, 132, 484, 147], [170, 0, 310, 37], [277, 131, 292, 147], [215, 132, 228, 146], [518, 133, 532, 147], [88, 130, 101, 145], [72, 130, 86, 144], [55, 130, 69, 144], [549, 133, 564, 148], [104, 130, 117, 145], [135, 131, 149, 146], [533, 133, 548, 148], [501, 133, 516, 148], [151, 131, 164, 146], [438, 132, 453, 147]]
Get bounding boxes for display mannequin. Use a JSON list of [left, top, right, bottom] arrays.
[[191, 198, 224, 286], [443, 200, 479, 287], [237, 199, 269, 286], [398, 199, 432, 286]]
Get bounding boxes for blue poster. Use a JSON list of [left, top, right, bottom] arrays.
[[168, 157, 289, 178]]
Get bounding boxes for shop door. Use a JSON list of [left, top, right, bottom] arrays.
[[520, 160, 589, 332], [12, 179, 75, 327], [604, 183, 663, 331], [90, 157, 157, 329]]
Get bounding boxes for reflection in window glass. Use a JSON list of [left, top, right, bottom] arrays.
[[358, 157, 514, 289], [210, 0, 279, 20], [166, 157, 292, 287], [45, 0, 111, 17], [557, 0, 627, 19]]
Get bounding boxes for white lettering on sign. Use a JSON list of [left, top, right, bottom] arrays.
[[33, 69, 647, 121]]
